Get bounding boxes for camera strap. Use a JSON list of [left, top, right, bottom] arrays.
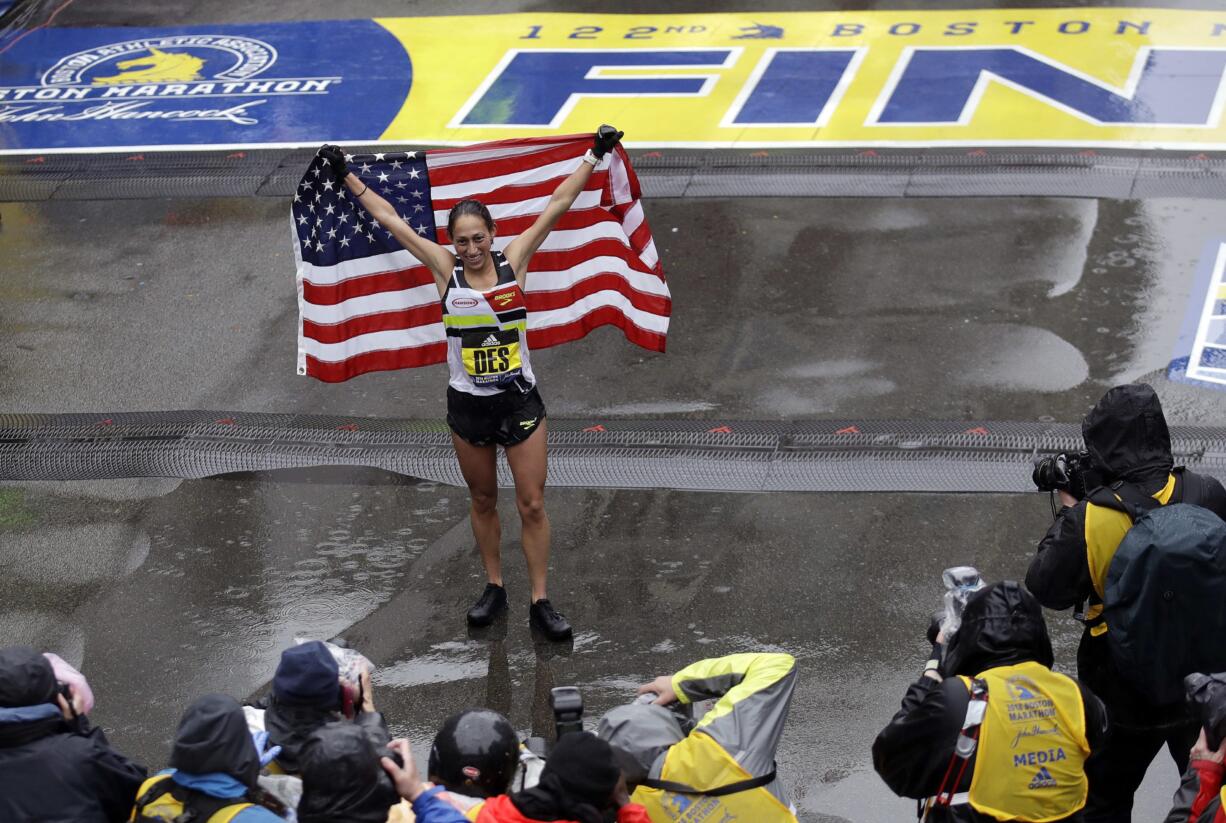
[[638, 764, 777, 797], [928, 677, 988, 813]]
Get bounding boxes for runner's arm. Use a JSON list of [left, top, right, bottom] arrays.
[[318, 145, 454, 293], [502, 159, 595, 286], [342, 172, 454, 292], [504, 126, 623, 285]]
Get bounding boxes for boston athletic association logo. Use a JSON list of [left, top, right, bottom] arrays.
[[0, 34, 338, 128]]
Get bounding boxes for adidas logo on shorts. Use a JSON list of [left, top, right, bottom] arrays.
[[481, 334, 500, 347]]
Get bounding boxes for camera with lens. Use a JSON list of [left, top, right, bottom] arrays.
[[1031, 450, 1101, 500], [550, 686, 584, 739]]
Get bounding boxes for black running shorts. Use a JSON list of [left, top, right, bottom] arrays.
[[447, 385, 546, 447]]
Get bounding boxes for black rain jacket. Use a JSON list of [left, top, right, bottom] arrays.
[[1025, 384, 1226, 726], [297, 721, 399, 823], [0, 646, 147, 823], [873, 583, 1107, 822], [257, 693, 391, 777]]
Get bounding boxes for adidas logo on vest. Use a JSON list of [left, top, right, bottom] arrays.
[[481, 334, 500, 347], [1028, 766, 1058, 789]]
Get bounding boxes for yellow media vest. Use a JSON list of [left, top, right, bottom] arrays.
[[959, 662, 1090, 822], [1083, 474, 1176, 636], [129, 774, 254, 823], [632, 732, 794, 822]]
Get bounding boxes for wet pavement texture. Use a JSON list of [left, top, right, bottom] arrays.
[[3, 191, 1224, 820], [3, 195, 1226, 424]]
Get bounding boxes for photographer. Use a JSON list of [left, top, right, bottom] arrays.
[[0, 645, 146, 822], [1166, 673, 1226, 823], [432, 732, 650, 823], [425, 708, 521, 814], [254, 641, 389, 777], [297, 722, 400, 823], [1026, 384, 1226, 820], [597, 652, 798, 821], [873, 582, 1107, 821], [131, 694, 286, 821]]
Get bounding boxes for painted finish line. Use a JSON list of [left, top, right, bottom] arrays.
[[2, 412, 1224, 491], [2, 10, 1226, 152]]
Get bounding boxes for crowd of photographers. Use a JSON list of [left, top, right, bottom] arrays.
[[875, 383, 1226, 822], [4, 382, 1226, 823], [0, 641, 799, 822]]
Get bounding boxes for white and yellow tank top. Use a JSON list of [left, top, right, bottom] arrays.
[[441, 250, 535, 396]]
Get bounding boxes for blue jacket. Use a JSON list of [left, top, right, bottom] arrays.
[[412, 786, 471, 823]]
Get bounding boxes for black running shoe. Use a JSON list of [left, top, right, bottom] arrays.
[[529, 599, 573, 641], [466, 583, 508, 627]]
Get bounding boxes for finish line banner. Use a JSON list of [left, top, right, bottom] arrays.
[[3, 9, 1226, 152]]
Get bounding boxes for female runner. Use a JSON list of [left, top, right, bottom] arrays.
[[318, 126, 623, 641]]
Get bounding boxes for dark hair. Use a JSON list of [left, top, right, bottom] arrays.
[[447, 199, 494, 236]]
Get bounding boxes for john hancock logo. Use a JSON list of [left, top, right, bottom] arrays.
[[0, 35, 339, 127]]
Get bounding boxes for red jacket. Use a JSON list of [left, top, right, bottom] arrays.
[[1167, 759, 1226, 823], [475, 794, 652, 823]]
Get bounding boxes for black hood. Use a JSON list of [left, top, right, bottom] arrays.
[[0, 646, 56, 708], [943, 582, 1054, 677], [264, 698, 340, 773], [1082, 383, 1173, 484], [297, 723, 398, 823], [169, 694, 259, 789]]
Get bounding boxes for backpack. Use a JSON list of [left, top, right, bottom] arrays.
[[1092, 482, 1226, 706], [132, 774, 256, 823]]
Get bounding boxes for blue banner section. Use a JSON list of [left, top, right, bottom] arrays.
[[0, 21, 411, 150], [1169, 239, 1226, 393], [876, 48, 1226, 126]]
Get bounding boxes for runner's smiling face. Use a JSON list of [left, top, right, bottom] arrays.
[[452, 213, 495, 273]]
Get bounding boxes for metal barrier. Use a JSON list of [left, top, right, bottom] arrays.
[[3, 411, 1223, 492]]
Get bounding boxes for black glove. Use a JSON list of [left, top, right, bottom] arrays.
[[592, 124, 623, 158], [318, 144, 348, 181]]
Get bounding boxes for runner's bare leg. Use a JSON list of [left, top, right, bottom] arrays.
[[451, 433, 502, 585], [505, 421, 550, 602]]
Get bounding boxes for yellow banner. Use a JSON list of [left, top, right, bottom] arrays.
[[376, 9, 1226, 148]]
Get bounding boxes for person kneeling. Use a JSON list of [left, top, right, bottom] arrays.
[[873, 581, 1108, 822], [598, 652, 798, 821]]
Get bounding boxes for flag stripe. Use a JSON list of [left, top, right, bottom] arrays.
[[528, 305, 667, 353], [530, 242, 666, 289], [306, 341, 449, 383], [529, 290, 670, 334], [302, 282, 440, 324], [527, 272, 672, 316], [432, 187, 606, 226], [427, 143, 588, 188], [303, 267, 436, 307], [304, 303, 444, 345], [299, 248, 421, 286], [430, 156, 584, 202], [301, 323, 447, 362]]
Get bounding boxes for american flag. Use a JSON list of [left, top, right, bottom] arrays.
[[291, 134, 668, 383]]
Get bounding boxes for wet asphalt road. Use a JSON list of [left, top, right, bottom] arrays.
[[3, 192, 1218, 820], [5, 2, 1226, 821]]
